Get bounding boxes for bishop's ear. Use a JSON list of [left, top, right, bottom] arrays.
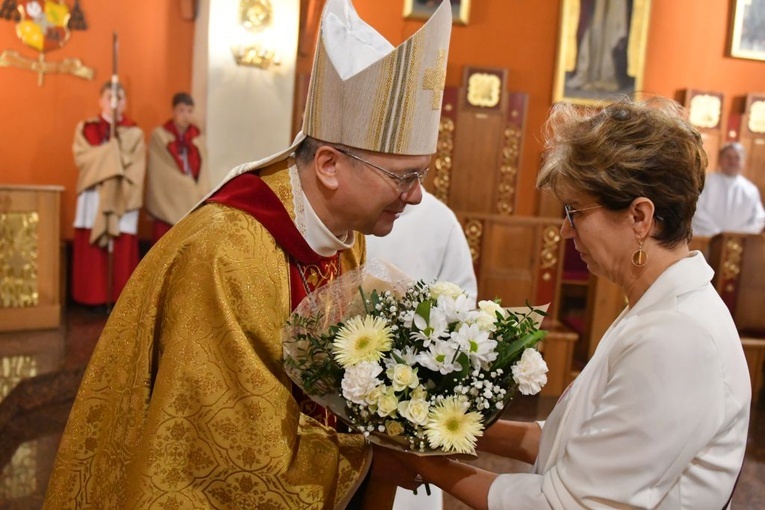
[[313, 145, 341, 191]]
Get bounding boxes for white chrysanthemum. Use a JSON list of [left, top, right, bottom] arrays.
[[451, 323, 498, 370], [436, 293, 472, 323], [332, 315, 393, 367], [412, 307, 448, 346], [386, 364, 420, 392], [398, 398, 430, 426], [425, 396, 484, 454], [385, 346, 419, 369], [376, 386, 399, 417], [416, 340, 462, 375], [511, 348, 548, 395], [341, 361, 383, 405], [429, 281, 463, 300]]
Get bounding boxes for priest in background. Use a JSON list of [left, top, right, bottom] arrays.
[[70, 81, 146, 307], [692, 141, 765, 237]]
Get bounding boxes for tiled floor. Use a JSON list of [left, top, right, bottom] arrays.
[[1, 304, 763, 509]]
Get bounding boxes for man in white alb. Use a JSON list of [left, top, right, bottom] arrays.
[[692, 141, 765, 237]]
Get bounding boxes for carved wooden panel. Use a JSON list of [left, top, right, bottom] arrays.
[[455, 213, 564, 319], [684, 88, 724, 173], [740, 94, 765, 202], [444, 67, 528, 216]]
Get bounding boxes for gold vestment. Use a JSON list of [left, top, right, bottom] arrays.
[[45, 164, 371, 508]]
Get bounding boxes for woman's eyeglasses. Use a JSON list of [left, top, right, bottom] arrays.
[[336, 148, 428, 193], [563, 204, 603, 231]]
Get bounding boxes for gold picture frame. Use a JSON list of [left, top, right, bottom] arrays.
[[403, 0, 470, 26], [552, 0, 652, 106], [729, 0, 765, 62]]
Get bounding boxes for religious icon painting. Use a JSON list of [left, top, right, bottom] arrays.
[[404, 0, 470, 25], [552, 0, 652, 106]]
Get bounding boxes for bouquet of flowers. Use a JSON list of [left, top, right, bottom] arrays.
[[283, 261, 548, 456]]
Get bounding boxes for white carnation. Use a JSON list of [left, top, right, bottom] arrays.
[[511, 349, 548, 395], [341, 361, 383, 405]]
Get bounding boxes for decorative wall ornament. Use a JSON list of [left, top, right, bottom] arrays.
[[462, 217, 483, 265], [0, 211, 39, 309], [0, 0, 92, 85], [748, 99, 765, 135], [688, 94, 722, 130], [432, 86, 458, 203], [433, 117, 454, 202], [496, 126, 520, 215], [466, 72, 501, 108], [231, 0, 281, 70]]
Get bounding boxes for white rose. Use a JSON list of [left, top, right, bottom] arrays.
[[429, 281, 463, 300], [398, 398, 430, 426], [511, 349, 548, 395], [478, 300, 506, 318], [341, 361, 382, 405], [386, 364, 419, 392], [411, 385, 429, 401], [385, 420, 405, 436], [376, 387, 400, 417]]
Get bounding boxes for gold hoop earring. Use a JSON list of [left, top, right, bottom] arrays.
[[632, 240, 647, 267]]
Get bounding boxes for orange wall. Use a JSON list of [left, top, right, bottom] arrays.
[[0, 1, 194, 239], [352, 0, 765, 215], [3, 1, 765, 234]]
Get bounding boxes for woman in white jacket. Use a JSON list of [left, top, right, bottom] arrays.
[[396, 98, 751, 509]]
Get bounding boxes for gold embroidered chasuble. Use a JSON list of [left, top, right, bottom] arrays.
[[44, 161, 371, 508]]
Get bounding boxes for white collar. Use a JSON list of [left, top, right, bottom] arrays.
[[289, 160, 354, 257]]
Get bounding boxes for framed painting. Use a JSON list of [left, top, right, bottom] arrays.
[[552, 0, 652, 106], [730, 0, 765, 61], [403, 0, 470, 25]]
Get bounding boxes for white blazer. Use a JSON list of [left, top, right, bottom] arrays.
[[488, 252, 750, 509]]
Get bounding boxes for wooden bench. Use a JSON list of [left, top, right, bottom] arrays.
[[707, 232, 765, 406]]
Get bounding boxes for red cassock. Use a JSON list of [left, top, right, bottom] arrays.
[[71, 116, 146, 305]]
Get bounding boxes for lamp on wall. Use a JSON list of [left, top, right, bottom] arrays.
[[231, 0, 281, 70]]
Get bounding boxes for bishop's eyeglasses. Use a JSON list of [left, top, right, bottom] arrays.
[[336, 148, 429, 193]]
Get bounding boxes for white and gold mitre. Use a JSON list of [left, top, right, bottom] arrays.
[[302, 0, 452, 156]]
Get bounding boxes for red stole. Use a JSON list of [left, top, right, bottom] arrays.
[[82, 115, 137, 145], [208, 172, 340, 427], [162, 120, 202, 180]]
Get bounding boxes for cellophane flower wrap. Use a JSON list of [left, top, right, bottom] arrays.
[[283, 260, 548, 456]]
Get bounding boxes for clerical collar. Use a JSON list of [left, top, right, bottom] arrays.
[[288, 158, 354, 257]]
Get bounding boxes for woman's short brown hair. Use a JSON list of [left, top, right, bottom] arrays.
[[537, 97, 707, 247]]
